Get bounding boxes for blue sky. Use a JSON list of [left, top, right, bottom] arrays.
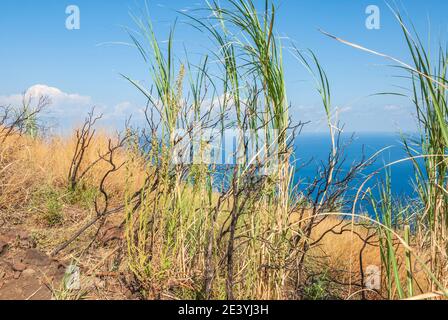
[[0, 0, 447, 133]]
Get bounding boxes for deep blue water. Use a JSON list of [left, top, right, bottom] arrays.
[[292, 132, 421, 211]]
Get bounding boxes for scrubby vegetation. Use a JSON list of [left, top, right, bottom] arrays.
[[0, 0, 447, 300]]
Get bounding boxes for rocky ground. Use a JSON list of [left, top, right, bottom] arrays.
[[0, 223, 133, 300], [0, 228, 65, 299]]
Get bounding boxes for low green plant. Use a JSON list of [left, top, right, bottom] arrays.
[[66, 184, 98, 210], [44, 195, 63, 226], [31, 186, 64, 226], [30, 181, 100, 226], [368, 170, 421, 299], [303, 273, 331, 300]]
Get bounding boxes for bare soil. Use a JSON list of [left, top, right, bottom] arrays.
[[0, 228, 65, 299]]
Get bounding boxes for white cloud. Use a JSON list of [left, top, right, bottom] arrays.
[[112, 101, 133, 117], [0, 84, 92, 116], [100, 101, 145, 120], [26, 84, 91, 106], [0, 84, 150, 130], [0, 93, 21, 106]]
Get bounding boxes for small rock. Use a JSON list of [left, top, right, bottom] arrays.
[[18, 231, 29, 240], [23, 249, 51, 266], [0, 276, 52, 300], [0, 240, 7, 255], [1, 230, 16, 243], [12, 261, 27, 272], [15, 231, 34, 249], [21, 268, 36, 278], [13, 271, 21, 279]]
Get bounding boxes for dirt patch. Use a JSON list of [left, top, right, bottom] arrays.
[[0, 228, 66, 300], [0, 218, 134, 300]]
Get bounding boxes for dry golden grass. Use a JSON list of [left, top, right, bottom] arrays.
[[0, 131, 145, 212], [0, 133, 40, 214], [0, 130, 145, 257], [306, 216, 431, 297]]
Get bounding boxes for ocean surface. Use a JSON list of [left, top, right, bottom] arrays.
[[292, 132, 421, 211]]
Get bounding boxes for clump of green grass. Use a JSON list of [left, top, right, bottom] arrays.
[[29, 182, 99, 227], [302, 273, 331, 300], [66, 183, 99, 210], [30, 186, 64, 227], [398, 13, 448, 292], [369, 171, 411, 299], [20, 97, 39, 139], [44, 194, 63, 226], [382, 11, 448, 296]]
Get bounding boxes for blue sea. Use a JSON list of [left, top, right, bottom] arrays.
[[292, 132, 421, 211], [168, 131, 422, 212]]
